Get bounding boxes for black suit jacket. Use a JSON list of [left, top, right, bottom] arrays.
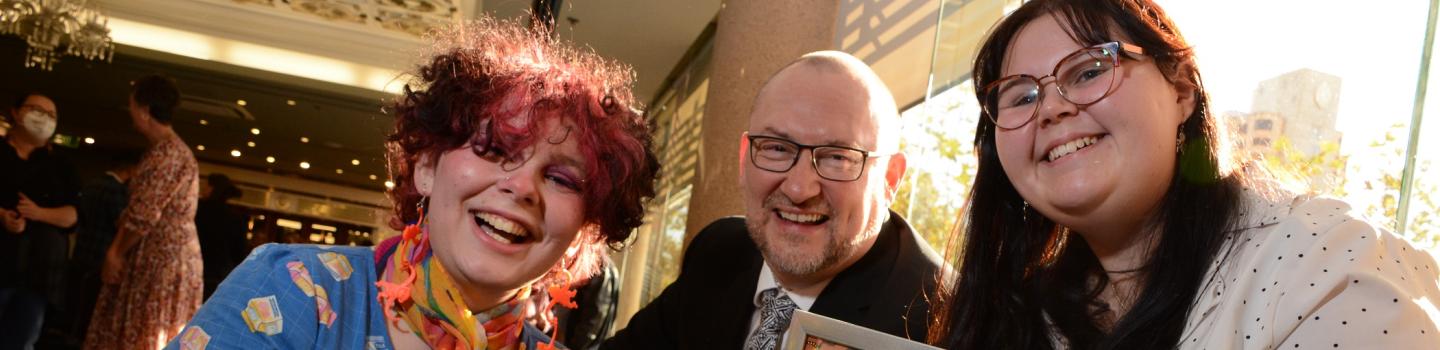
[[604, 211, 943, 349]]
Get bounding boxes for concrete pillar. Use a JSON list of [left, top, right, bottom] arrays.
[[683, 0, 842, 246]]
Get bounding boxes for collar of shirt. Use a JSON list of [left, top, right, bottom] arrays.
[[752, 263, 828, 311]]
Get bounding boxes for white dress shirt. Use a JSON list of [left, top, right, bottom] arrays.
[[747, 263, 830, 336]]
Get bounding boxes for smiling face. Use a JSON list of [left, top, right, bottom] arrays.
[[414, 118, 588, 309], [993, 14, 1194, 237], [742, 60, 903, 282]]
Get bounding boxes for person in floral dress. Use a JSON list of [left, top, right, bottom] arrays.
[[86, 75, 202, 350]]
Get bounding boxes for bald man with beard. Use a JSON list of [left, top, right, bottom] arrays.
[[604, 51, 942, 350]]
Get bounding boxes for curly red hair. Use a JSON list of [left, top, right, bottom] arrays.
[[386, 18, 658, 281]]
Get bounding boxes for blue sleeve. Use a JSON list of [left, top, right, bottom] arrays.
[[164, 244, 385, 349]]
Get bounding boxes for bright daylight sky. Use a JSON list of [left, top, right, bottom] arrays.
[[1159, 0, 1438, 233]]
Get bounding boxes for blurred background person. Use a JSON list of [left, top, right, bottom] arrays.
[[54, 148, 143, 350], [86, 75, 202, 350], [552, 255, 620, 350], [195, 173, 248, 299], [1, 93, 79, 350]]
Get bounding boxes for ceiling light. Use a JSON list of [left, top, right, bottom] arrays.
[[237, 99, 247, 106], [299, 161, 310, 169], [199, 119, 208, 125], [286, 99, 296, 106], [335, 169, 344, 174], [230, 149, 242, 157], [246, 141, 255, 147], [300, 137, 309, 143], [384, 181, 395, 189], [265, 156, 275, 163], [250, 128, 260, 135], [351, 159, 360, 166], [369, 174, 378, 180], [197, 145, 205, 151], [83, 137, 95, 144]]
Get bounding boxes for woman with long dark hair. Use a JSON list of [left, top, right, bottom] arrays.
[[930, 0, 1440, 348]]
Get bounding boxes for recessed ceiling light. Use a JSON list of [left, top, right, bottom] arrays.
[[335, 169, 344, 174], [300, 161, 311, 169], [83, 137, 95, 144], [265, 156, 275, 163], [300, 137, 309, 143], [369, 174, 378, 180], [250, 128, 261, 135], [384, 181, 395, 189], [197, 145, 206, 151], [230, 149, 242, 157], [286, 99, 296, 106], [237, 99, 247, 106], [199, 119, 208, 125], [247, 141, 256, 147], [351, 159, 360, 166]]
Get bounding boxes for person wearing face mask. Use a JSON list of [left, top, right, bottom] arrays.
[[0, 93, 80, 350]]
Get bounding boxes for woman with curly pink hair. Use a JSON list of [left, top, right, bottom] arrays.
[[163, 17, 658, 350]]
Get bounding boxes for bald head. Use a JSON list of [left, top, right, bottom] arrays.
[[751, 51, 901, 152], [741, 51, 909, 287]]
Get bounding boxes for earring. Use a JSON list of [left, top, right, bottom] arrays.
[[1175, 125, 1187, 154], [538, 269, 578, 350]]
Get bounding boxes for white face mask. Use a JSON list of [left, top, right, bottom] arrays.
[[21, 110, 56, 141]]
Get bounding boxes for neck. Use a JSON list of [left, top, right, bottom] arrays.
[[460, 286, 519, 313], [6, 134, 40, 159], [143, 124, 175, 145], [1071, 218, 1162, 326]]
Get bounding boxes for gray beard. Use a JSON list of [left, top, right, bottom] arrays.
[[747, 196, 888, 277]]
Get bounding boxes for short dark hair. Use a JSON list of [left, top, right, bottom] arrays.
[[206, 173, 242, 201], [9, 92, 49, 122], [12, 92, 45, 109], [113, 148, 145, 168], [131, 75, 180, 124]]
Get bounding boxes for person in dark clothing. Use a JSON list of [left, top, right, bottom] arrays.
[[554, 255, 620, 350], [0, 93, 80, 350], [57, 149, 143, 348], [194, 173, 248, 298]]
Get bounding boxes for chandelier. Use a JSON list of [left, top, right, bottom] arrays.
[[0, 0, 113, 71]]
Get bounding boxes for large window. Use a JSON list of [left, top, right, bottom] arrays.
[[912, 0, 1440, 250], [612, 38, 713, 333]]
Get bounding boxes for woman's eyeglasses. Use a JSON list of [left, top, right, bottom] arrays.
[[980, 41, 1146, 130]]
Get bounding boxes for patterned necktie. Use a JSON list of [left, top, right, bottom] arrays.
[[745, 287, 798, 350]]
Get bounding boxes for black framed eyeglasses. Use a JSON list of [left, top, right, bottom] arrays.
[[745, 133, 887, 182], [980, 41, 1146, 130], [18, 104, 56, 120]]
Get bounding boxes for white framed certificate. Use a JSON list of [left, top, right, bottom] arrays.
[[780, 310, 942, 350]]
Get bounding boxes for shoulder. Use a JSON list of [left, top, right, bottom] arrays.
[[889, 213, 943, 269], [171, 244, 382, 348], [1211, 195, 1440, 346], [229, 244, 374, 293], [687, 216, 756, 257]]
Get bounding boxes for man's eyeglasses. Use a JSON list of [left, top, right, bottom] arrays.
[[980, 41, 1146, 130], [18, 104, 55, 120], [746, 134, 888, 182]]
